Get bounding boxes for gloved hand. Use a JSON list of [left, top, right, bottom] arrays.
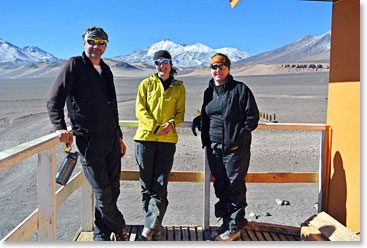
[[191, 116, 201, 136]]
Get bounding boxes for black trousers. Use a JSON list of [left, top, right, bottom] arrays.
[[76, 132, 125, 236], [134, 141, 176, 231], [206, 142, 250, 229]]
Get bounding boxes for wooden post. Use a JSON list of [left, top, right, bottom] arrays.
[[37, 146, 56, 240], [81, 171, 94, 231], [203, 147, 210, 230], [318, 130, 325, 213]]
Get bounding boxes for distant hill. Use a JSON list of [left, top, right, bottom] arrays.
[[0, 39, 60, 63], [0, 31, 331, 78], [112, 39, 251, 68], [235, 31, 331, 64]]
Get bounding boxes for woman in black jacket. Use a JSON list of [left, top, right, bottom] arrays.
[[192, 53, 259, 241]]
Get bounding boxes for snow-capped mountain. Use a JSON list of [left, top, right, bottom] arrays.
[[236, 31, 331, 64], [0, 39, 59, 63], [112, 39, 251, 68]]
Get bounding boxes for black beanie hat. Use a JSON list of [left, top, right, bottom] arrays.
[[152, 50, 172, 60]]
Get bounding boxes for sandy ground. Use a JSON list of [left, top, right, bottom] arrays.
[[0, 71, 329, 240]]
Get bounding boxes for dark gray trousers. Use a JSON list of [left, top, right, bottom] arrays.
[[76, 132, 125, 237], [206, 142, 250, 229], [134, 141, 176, 231]]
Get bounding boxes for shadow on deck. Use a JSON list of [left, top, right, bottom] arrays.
[[74, 222, 301, 241]]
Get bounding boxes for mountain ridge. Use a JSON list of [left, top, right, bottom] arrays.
[[0, 31, 331, 70]]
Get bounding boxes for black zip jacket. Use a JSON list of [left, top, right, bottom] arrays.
[[47, 52, 122, 138], [200, 75, 259, 155]]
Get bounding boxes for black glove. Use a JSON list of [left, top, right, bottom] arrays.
[[191, 116, 201, 136]]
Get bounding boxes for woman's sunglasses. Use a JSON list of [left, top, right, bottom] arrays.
[[210, 64, 227, 70], [85, 38, 107, 46], [154, 59, 170, 66]]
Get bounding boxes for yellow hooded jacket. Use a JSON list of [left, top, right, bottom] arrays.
[[134, 73, 186, 143]]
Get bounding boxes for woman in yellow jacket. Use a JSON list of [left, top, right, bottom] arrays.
[[134, 50, 185, 241]]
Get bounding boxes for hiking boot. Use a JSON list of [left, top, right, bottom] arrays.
[[152, 230, 162, 241], [210, 223, 229, 240], [93, 233, 111, 241], [110, 228, 129, 241], [215, 228, 241, 241], [137, 227, 161, 241]]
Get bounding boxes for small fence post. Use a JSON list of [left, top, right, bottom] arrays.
[[203, 147, 210, 230], [37, 146, 56, 240], [81, 172, 94, 231]]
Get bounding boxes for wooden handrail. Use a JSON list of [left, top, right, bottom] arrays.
[[0, 121, 329, 173], [0, 121, 330, 241]]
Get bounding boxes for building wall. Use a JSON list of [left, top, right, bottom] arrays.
[[326, 0, 360, 230]]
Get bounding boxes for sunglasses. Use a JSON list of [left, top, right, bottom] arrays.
[[210, 64, 227, 70], [154, 59, 170, 66], [85, 38, 107, 46]]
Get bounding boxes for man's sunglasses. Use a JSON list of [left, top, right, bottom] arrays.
[[154, 59, 170, 66], [210, 64, 227, 70], [85, 38, 107, 46]]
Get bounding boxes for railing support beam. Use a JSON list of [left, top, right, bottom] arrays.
[[37, 147, 56, 240], [81, 172, 94, 231], [203, 147, 210, 230]]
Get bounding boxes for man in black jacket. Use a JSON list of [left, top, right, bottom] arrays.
[[47, 26, 127, 241], [192, 53, 259, 241]]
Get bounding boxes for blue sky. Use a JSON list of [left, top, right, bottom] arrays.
[[0, 0, 332, 59]]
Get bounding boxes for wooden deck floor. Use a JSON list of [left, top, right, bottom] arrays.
[[74, 222, 301, 241]]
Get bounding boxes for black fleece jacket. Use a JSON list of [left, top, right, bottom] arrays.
[[47, 52, 122, 138], [200, 75, 259, 155]]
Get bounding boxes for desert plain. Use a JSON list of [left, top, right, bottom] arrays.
[[0, 64, 329, 240]]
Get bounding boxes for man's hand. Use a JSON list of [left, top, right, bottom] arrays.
[[119, 138, 127, 158], [157, 122, 173, 136], [191, 116, 201, 136], [56, 129, 74, 148]]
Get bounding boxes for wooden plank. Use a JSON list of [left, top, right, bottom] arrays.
[[125, 225, 131, 240], [255, 230, 265, 241], [189, 226, 196, 241], [308, 212, 360, 241], [270, 232, 281, 241], [261, 231, 274, 241], [196, 226, 204, 241], [241, 229, 252, 241], [286, 234, 297, 241], [72, 227, 82, 241], [120, 170, 318, 183], [56, 172, 82, 208], [118, 120, 328, 131], [1, 210, 38, 241], [37, 147, 56, 241], [0, 132, 59, 172], [278, 233, 289, 241], [247, 229, 259, 241], [246, 221, 300, 236], [81, 172, 94, 231], [129, 225, 138, 241], [76, 231, 93, 241], [120, 170, 205, 182], [174, 226, 181, 241], [256, 123, 327, 131], [167, 226, 174, 241], [301, 226, 328, 241], [160, 226, 167, 241], [182, 226, 189, 241], [203, 151, 210, 229], [245, 172, 319, 183]]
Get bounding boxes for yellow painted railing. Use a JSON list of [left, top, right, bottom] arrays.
[[0, 121, 331, 241]]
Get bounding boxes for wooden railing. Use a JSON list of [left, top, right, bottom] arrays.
[[0, 121, 331, 241]]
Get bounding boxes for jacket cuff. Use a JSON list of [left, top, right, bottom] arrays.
[[153, 125, 161, 134], [169, 120, 176, 129]]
